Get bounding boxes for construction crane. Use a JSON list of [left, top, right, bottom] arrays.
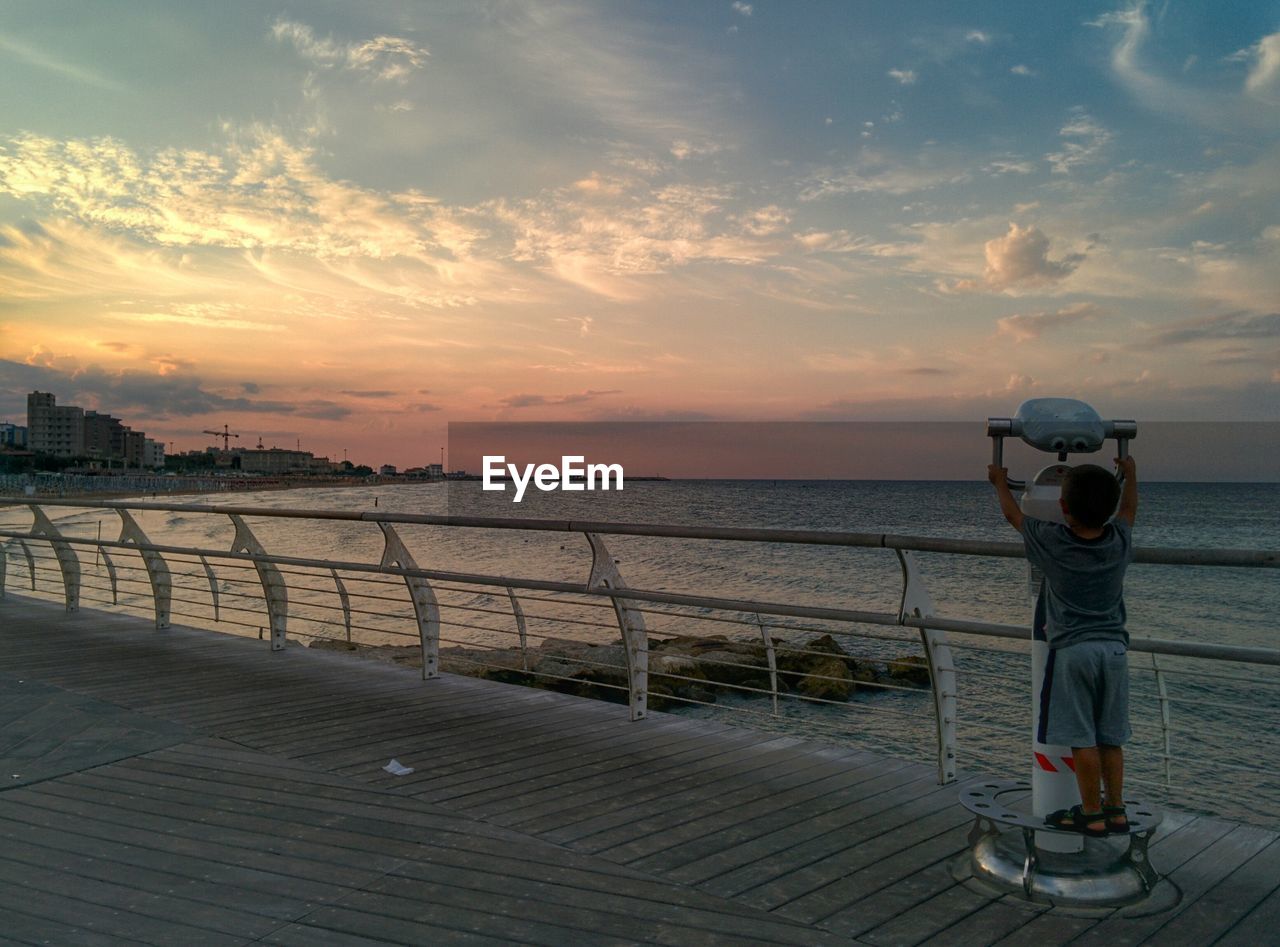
[[202, 424, 240, 451]]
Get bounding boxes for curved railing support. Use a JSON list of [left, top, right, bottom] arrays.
[[379, 523, 439, 679], [199, 555, 220, 621], [29, 505, 80, 612], [898, 549, 957, 784], [330, 567, 352, 642], [17, 539, 35, 590], [100, 548, 119, 604], [116, 509, 171, 629], [586, 532, 648, 721], [229, 514, 288, 651]]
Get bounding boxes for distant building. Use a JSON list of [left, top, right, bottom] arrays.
[[143, 438, 166, 469], [0, 422, 27, 448], [426, 463, 444, 479], [82, 410, 126, 460], [237, 447, 318, 475], [379, 464, 398, 476], [25, 391, 155, 464], [27, 391, 85, 457]]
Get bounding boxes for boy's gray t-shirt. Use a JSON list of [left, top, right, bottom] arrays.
[[1022, 517, 1134, 648]]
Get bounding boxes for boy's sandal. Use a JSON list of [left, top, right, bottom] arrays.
[[1103, 805, 1129, 834], [1045, 805, 1108, 837]]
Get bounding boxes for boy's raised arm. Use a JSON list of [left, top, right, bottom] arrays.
[[1115, 455, 1138, 525], [988, 464, 1025, 532]]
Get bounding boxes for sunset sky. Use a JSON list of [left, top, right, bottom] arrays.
[[1, 1, 1277, 468]]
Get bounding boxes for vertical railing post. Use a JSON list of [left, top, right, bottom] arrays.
[[29, 505, 80, 612], [378, 523, 440, 679], [229, 514, 288, 651], [1152, 653, 1172, 789], [508, 587, 530, 671], [897, 549, 957, 784], [755, 613, 780, 716], [586, 532, 648, 721]]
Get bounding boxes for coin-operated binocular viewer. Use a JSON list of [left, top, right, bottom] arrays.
[[987, 398, 1136, 854], [960, 399, 1161, 908]]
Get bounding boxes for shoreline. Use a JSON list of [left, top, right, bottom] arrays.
[[0, 474, 403, 503]]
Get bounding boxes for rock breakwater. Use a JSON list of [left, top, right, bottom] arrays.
[[311, 632, 932, 710]]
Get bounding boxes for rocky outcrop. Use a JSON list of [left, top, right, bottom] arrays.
[[309, 631, 931, 710]]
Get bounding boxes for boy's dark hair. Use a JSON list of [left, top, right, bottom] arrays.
[[1061, 464, 1121, 528]]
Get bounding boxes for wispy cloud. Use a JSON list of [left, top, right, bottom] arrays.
[[498, 388, 622, 408], [798, 151, 969, 200], [1090, 3, 1280, 128], [1151, 311, 1280, 346], [1045, 108, 1112, 174], [0, 357, 349, 420], [271, 19, 429, 82], [1234, 32, 1280, 98], [0, 34, 122, 90], [887, 68, 918, 86], [996, 302, 1099, 341]]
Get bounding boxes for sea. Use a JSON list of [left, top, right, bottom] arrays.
[[4, 478, 1278, 827]]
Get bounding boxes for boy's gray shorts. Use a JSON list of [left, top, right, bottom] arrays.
[[1039, 639, 1131, 747]]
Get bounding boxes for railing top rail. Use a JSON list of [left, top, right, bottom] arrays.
[[2, 495, 1275, 569], [4, 527, 1280, 668]]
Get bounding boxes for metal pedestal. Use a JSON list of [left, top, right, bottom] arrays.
[[960, 779, 1163, 907]]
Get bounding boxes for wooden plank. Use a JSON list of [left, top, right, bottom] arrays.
[[672, 768, 945, 893], [264, 918, 501, 946], [417, 730, 793, 812], [1142, 834, 1280, 945], [776, 821, 973, 929], [1079, 822, 1276, 945], [0, 856, 280, 942], [858, 880, 995, 946], [815, 852, 976, 940], [309, 703, 677, 786], [507, 743, 874, 839], [365, 870, 838, 947], [1217, 876, 1280, 947], [593, 756, 919, 870]]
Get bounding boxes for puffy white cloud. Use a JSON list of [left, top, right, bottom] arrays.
[[954, 223, 1084, 291], [888, 68, 918, 85], [731, 2, 753, 17]]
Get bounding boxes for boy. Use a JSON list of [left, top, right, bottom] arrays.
[[989, 455, 1138, 836]]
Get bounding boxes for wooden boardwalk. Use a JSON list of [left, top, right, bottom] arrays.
[[1, 595, 1277, 945]]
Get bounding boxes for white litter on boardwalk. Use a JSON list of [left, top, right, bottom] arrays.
[[383, 758, 414, 776]]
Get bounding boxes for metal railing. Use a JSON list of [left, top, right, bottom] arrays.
[[2, 496, 1277, 826]]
